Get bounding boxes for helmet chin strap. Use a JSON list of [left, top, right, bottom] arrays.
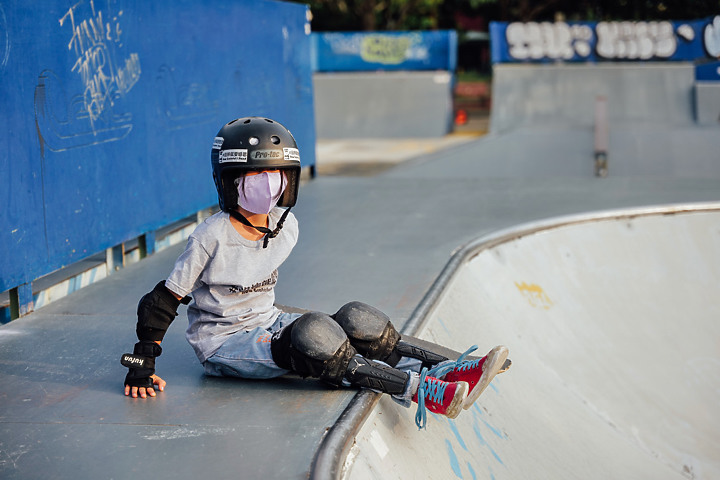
[[227, 208, 291, 248]]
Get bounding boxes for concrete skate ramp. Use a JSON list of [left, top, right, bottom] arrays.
[[485, 63, 720, 179], [341, 203, 720, 480]]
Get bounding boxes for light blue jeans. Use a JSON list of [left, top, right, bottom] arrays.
[[203, 312, 301, 379], [203, 311, 422, 406]]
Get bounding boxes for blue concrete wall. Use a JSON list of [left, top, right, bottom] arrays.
[[0, 0, 315, 294]]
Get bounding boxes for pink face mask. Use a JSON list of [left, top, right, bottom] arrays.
[[236, 171, 286, 214]]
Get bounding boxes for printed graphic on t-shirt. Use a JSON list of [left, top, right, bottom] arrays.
[[228, 270, 278, 294]]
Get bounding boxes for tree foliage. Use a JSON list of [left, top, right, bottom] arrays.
[[290, 0, 720, 31], [299, 0, 445, 31]]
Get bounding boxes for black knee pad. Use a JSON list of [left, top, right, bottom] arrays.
[[332, 302, 401, 364], [271, 312, 356, 385]]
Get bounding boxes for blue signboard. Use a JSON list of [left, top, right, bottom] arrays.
[[0, 0, 315, 294], [696, 61, 720, 81], [490, 16, 720, 66], [312, 30, 457, 72]]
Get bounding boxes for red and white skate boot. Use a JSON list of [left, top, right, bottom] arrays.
[[435, 345, 509, 410], [412, 369, 469, 429]]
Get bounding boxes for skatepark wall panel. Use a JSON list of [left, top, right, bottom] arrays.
[[694, 82, 720, 125], [0, 1, 316, 295], [490, 63, 696, 133], [313, 71, 454, 138]]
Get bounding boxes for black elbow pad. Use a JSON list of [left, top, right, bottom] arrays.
[[136, 281, 190, 341]]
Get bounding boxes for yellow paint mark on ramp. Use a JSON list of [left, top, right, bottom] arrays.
[[514, 282, 553, 310]]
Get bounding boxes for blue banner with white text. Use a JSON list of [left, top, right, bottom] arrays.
[[490, 16, 720, 67], [312, 30, 457, 72]]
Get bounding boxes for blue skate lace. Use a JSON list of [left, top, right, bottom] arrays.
[[414, 367, 448, 430], [426, 345, 479, 379]]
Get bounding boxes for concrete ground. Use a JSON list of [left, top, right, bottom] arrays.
[[2, 116, 719, 479], [315, 132, 482, 176]]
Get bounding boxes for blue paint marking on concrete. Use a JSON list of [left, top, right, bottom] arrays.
[[467, 461, 477, 480], [473, 421, 487, 445], [446, 439, 463, 478], [470, 403, 506, 467], [482, 418, 505, 439], [490, 446, 504, 466], [437, 316, 452, 337], [489, 465, 496, 480], [448, 418, 469, 451]]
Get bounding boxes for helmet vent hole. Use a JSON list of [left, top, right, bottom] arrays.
[[243, 119, 251, 124], [271, 135, 281, 145], [264, 118, 274, 123], [228, 119, 238, 125], [249, 136, 260, 146]]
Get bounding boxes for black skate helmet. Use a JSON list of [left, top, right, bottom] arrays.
[[211, 117, 301, 211]]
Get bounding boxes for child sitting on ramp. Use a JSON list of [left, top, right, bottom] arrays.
[[121, 117, 509, 428]]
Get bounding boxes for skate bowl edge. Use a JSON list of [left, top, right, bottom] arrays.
[[311, 201, 720, 480]]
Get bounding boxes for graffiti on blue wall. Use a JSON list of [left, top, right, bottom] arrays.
[[491, 16, 720, 66], [1, 0, 315, 295]]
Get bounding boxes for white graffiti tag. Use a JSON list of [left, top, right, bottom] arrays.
[[1, 5, 9, 69], [596, 21, 676, 59], [506, 22, 593, 60], [704, 16, 720, 58], [59, 1, 140, 128], [506, 20, 681, 61]]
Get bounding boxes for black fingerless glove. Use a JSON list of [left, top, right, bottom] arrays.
[[121, 340, 162, 388]]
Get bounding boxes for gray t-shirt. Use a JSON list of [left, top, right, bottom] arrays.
[[165, 208, 298, 362]]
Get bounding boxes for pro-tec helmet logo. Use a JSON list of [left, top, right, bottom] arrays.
[[252, 150, 282, 160]]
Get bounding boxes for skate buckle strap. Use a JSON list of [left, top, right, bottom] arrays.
[[414, 368, 448, 430], [427, 345, 478, 378]]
